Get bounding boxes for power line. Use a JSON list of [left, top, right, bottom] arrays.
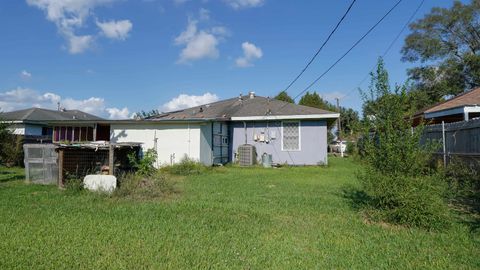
[[283, 0, 357, 93], [342, 0, 425, 99], [290, 0, 404, 102]]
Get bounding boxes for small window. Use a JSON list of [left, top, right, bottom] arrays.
[[282, 121, 300, 151], [222, 136, 228, 145]]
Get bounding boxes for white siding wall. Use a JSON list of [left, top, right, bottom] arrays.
[[110, 123, 209, 167]]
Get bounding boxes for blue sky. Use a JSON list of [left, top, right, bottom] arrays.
[[0, 0, 458, 118]]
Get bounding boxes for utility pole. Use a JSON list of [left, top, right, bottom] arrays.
[[336, 98, 344, 157]]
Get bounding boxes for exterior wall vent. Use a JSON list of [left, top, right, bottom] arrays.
[[237, 144, 256, 166]]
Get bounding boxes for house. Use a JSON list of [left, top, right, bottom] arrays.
[[110, 92, 339, 166], [0, 107, 107, 143], [413, 87, 480, 126]]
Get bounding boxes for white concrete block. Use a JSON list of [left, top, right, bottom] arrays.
[[83, 175, 117, 193]]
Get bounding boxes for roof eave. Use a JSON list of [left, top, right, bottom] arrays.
[[230, 113, 340, 121]]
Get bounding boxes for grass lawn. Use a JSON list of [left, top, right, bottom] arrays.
[[0, 158, 478, 269]]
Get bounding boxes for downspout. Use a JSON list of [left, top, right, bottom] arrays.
[[211, 122, 214, 165], [154, 130, 158, 168], [188, 123, 191, 157], [243, 121, 247, 144]]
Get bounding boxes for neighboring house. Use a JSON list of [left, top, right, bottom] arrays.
[[0, 108, 106, 143], [111, 92, 339, 166], [413, 87, 480, 126]]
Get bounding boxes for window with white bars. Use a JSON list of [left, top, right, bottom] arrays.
[[282, 121, 300, 151]]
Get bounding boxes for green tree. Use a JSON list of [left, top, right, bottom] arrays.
[[340, 107, 359, 137], [298, 91, 359, 137], [0, 113, 23, 167], [362, 57, 391, 118], [274, 91, 294, 103], [298, 91, 336, 111], [402, 0, 480, 110], [357, 58, 450, 229]]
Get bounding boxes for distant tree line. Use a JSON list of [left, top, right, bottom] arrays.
[[274, 90, 359, 140]]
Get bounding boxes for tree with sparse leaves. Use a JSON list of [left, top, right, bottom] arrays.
[[402, 0, 480, 110], [357, 58, 450, 230], [274, 91, 295, 103], [133, 109, 160, 119]]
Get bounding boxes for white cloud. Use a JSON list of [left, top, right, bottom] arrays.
[[161, 92, 219, 111], [224, 0, 265, 9], [174, 20, 228, 64], [68, 34, 94, 54], [106, 107, 130, 119], [20, 70, 32, 80], [323, 91, 346, 102], [0, 87, 129, 119], [96, 19, 133, 40], [26, 0, 131, 54], [199, 8, 210, 20], [235, 41, 263, 67]]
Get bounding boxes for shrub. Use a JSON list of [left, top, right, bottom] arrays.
[[444, 158, 480, 197], [357, 58, 450, 230], [163, 155, 206, 176], [358, 168, 451, 229], [0, 130, 24, 167], [128, 148, 157, 176], [346, 141, 357, 156], [113, 172, 179, 200], [443, 158, 480, 217]]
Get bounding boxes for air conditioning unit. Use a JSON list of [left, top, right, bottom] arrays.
[[237, 144, 256, 166]]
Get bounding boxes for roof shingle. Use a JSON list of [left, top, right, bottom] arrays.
[[148, 95, 337, 121], [425, 87, 480, 113], [0, 108, 104, 122]]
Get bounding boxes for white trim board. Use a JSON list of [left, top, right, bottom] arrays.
[[231, 113, 339, 121], [425, 105, 480, 120]]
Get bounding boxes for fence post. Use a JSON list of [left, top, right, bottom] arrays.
[[58, 149, 64, 188], [442, 121, 447, 168], [109, 144, 114, 175]]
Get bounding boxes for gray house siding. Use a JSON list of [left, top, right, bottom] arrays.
[[230, 120, 328, 165], [199, 123, 213, 166]]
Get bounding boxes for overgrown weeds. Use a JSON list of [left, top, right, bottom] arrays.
[[128, 148, 157, 176], [357, 168, 451, 229], [64, 178, 84, 194], [113, 172, 180, 201], [162, 155, 208, 176], [443, 157, 480, 232]]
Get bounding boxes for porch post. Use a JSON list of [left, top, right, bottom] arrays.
[[109, 144, 114, 175]]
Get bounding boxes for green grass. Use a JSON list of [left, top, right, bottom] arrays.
[[0, 166, 24, 183], [0, 158, 478, 269]]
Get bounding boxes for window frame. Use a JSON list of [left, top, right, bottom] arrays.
[[281, 120, 301, 151]]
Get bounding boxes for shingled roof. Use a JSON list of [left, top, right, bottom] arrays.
[[0, 107, 104, 122], [425, 87, 480, 113], [148, 95, 338, 121]]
